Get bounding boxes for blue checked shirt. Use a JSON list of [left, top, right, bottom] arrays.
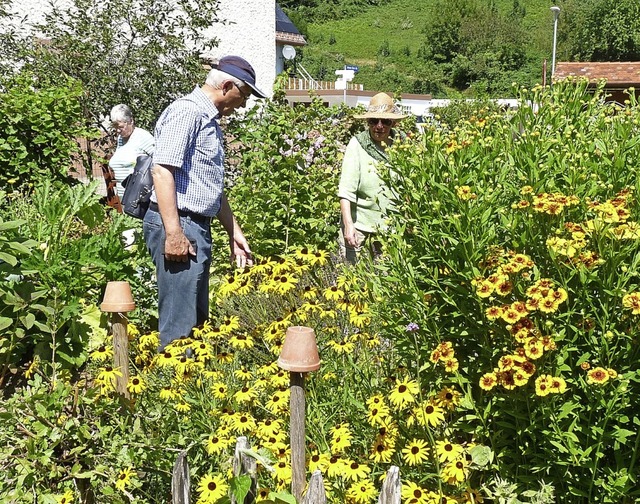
[[151, 87, 225, 217]]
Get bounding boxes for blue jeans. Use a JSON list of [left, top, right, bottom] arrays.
[[143, 208, 212, 350]]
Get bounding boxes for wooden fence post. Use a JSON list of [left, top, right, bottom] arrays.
[[100, 281, 135, 399], [301, 470, 326, 504], [172, 451, 190, 504], [378, 466, 401, 504], [232, 437, 257, 504]]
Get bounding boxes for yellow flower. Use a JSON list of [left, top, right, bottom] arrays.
[[56, 490, 74, 504], [586, 367, 610, 385], [388, 377, 419, 409], [115, 467, 135, 491], [402, 438, 430, 466], [127, 375, 146, 394], [197, 473, 228, 503]]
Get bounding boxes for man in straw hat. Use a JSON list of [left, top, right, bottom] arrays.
[[338, 92, 407, 263]]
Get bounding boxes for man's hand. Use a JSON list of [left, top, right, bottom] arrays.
[[164, 230, 196, 262], [343, 221, 358, 247], [230, 232, 253, 269]]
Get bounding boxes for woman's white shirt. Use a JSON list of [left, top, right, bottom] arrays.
[[108, 127, 155, 197]]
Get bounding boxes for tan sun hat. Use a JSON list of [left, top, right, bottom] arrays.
[[353, 92, 408, 120]]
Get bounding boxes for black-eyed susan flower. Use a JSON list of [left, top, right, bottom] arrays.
[[535, 374, 552, 396], [330, 423, 353, 453], [175, 400, 191, 413], [220, 316, 241, 334], [309, 249, 329, 266], [326, 455, 348, 478], [369, 437, 395, 463], [265, 390, 289, 414], [412, 401, 445, 428], [308, 451, 330, 473], [401, 481, 430, 504], [343, 460, 371, 481], [216, 351, 234, 364], [388, 377, 419, 409], [436, 387, 461, 410], [436, 440, 464, 463], [229, 333, 255, 350], [127, 375, 146, 395], [115, 466, 135, 491], [442, 458, 469, 484], [95, 366, 122, 391], [346, 479, 377, 504], [367, 402, 390, 426], [273, 460, 292, 486], [56, 490, 74, 504], [231, 412, 256, 434], [327, 338, 355, 354], [197, 473, 228, 503], [90, 344, 113, 361], [234, 385, 257, 404], [323, 285, 344, 301], [205, 432, 231, 455], [402, 438, 430, 466], [256, 487, 272, 502]]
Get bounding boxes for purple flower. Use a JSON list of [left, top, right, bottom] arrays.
[[405, 322, 420, 332]]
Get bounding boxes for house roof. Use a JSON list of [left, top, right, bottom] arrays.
[[554, 62, 640, 87], [276, 3, 306, 46]]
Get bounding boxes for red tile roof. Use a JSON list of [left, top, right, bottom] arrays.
[[554, 62, 640, 87]]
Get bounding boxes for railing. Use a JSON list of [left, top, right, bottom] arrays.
[[171, 438, 401, 504], [286, 77, 364, 91]]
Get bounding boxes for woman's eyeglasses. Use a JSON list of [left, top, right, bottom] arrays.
[[367, 118, 393, 127]]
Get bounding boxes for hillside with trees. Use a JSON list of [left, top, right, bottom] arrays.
[[281, 0, 640, 97]]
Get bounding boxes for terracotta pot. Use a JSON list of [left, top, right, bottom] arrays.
[[277, 326, 321, 372], [100, 281, 136, 313]]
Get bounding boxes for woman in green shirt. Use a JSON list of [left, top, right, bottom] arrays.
[[338, 93, 407, 263]]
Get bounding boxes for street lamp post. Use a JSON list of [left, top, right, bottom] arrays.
[[550, 6, 561, 78]]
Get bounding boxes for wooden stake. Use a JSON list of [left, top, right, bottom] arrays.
[[111, 312, 130, 399], [290, 372, 306, 501]]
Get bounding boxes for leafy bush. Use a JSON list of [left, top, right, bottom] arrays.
[[223, 90, 359, 258], [373, 78, 640, 502], [0, 72, 94, 190]]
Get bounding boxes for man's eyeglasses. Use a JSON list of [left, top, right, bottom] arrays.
[[367, 118, 393, 127], [234, 83, 252, 100]]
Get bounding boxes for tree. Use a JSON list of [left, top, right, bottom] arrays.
[[562, 0, 640, 61], [7, 0, 221, 130]]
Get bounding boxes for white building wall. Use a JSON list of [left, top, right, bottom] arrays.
[[209, 0, 276, 100], [8, 0, 277, 99]]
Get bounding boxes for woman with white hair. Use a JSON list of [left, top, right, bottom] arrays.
[[108, 104, 155, 198]]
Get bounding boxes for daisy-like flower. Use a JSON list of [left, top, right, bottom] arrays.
[[442, 458, 469, 484], [90, 344, 113, 361], [443, 358, 459, 373], [95, 366, 123, 391], [401, 481, 429, 504], [435, 440, 464, 463], [326, 455, 348, 478], [369, 437, 395, 463], [127, 375, 146, 395], [480, 373, 498, 392], [388, 377, 419, 409], [330, 423, 353, 453], [175, 401, 191, 413], [436, 387, 461, 410], [402, 438, 430, 466], [219, 316, 241, 334], [156, 349, 178, 367], [343, 460, 371, 481], [270, 370, 290, 388], [474, 280, 494, 298], [346, 479, 377, 504], [115, 466, 135, 491], [206, 432, 231, 455], [229, 333, 255, 350], [535, 374, 551, 397], [256, 487, 272, 502], [159, 386, 178, 401], [323, 285, 344, 301], [211, 381, 228, 399], [327, 338, 355, 354], [197, 473, 228, 503], [462, 488, 484, 503], [587, 366, 610, 385], [234, 385, 257, 404], [266, 390, 290, 414], [231, 412, 257, 433], [367, 402, 390, 426], [274, 273, 299, 295], [485, 305, 503, 320], [412, 401, 445, 428], [24, 356, 40, 379], [218, 272, 242, 297], [549, 375, 567, 394], [308, 451, 331, 473], [234, 367, 253, 381], [56, 490, 74, 504], [309, 249, 329, 266]]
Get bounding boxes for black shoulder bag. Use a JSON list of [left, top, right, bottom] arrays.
[[120, 154, 154, 219]]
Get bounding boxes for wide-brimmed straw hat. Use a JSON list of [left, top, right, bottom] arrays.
[[353, 92, 407, 120]]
